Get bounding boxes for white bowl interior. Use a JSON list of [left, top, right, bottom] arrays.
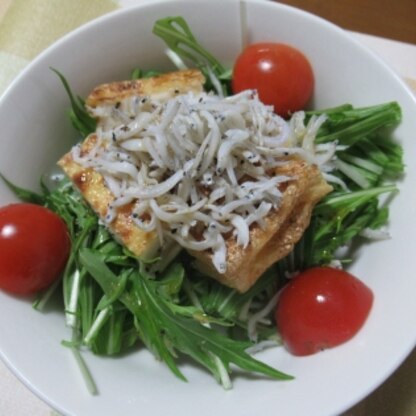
[[0, 1, 415, 415]]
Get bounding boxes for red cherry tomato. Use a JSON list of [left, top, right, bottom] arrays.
[[0, 203, 70, 295], [232, 43, 314, 117], [275, 267, 374, 356]]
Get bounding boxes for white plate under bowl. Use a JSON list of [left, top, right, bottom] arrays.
[[0, 1, 415, 415]]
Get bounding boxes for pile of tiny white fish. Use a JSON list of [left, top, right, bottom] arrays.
[[72, 89, 336, 273]]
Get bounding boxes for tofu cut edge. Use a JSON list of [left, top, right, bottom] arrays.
[[58, 69, 205, 260]]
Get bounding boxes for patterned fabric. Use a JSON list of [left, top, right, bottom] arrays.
[[0, 0, 118, 95]]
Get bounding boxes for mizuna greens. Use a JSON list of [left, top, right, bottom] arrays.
[[3, 16, 403, 392]]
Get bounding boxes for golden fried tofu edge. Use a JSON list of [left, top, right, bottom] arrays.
[[58, 69, 206, 259], [192, 160, 333, 292], [85, 69, 206, 108]]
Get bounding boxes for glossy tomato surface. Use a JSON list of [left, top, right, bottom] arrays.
[[0, 203, 70, 295], [275, 267, 374, 356], [232, 43, 314, 117]]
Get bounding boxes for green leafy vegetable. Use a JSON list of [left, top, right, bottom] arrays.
[[51, 68, 96, 137], [130, 68, 162, 80], [80, 249, 292, 383], [0, 173, 45, 204], [152, 16, 231, 94], [6, 177, 288, 386], [312, 102, 401, 146]]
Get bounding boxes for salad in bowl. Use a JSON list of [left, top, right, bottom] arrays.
[[0, 1, 415, 416]]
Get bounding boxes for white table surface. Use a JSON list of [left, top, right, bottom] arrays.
[[1, 10, 416, 415]]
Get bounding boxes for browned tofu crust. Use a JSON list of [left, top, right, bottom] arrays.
[[86, 69, 205, 108], [58, 69, 205, 259], [58, 135, 160, 259], [192, 159, 332, 292]]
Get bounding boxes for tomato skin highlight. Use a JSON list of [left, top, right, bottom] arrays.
[[232, 42, 314, 117], [0, 203, 71, 295], [275, 267, 374, 356]]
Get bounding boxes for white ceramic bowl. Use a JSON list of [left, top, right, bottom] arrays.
[[1, 1, 415, 415]]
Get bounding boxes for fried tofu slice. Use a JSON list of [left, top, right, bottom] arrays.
[[58, 134, 161, 259], [85, 69, 205, 108], [58, 68, 331, 292], [58, 69, 205, 259], [191, 159, 332, 292]]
